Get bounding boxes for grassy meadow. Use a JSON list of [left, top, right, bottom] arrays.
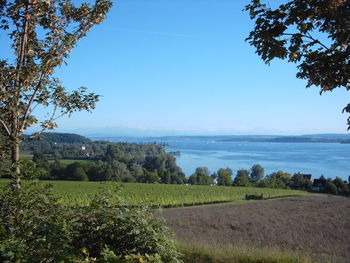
[[0, 179, 310, 207], [59, 159, 95, 165], [179, 244, 314, 263]]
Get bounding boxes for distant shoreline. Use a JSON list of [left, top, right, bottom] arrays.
[[90, 134, 350, 144]]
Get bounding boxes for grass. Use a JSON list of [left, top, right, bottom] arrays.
[[160, 195, 350, 263], [19, 151, 33, 159], [178, 244, 314, 263], [59, 159, 95, 165], [0, 179, 310, 207]]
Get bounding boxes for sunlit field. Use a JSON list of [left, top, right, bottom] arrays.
[[0, 179, 310, 207]]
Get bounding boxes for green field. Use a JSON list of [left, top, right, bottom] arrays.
[[59, 159, 95, 165], [19, 151, 33, 159], [0, 179, 310, 207]]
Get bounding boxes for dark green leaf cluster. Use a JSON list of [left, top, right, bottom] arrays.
[[0, 182, 183, 262], [0, 183, 71, 262], [245, 0, 350, 128], [320, 176, 350, 196]]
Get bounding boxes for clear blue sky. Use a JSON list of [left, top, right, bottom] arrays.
[[24, 0, 350, 135]]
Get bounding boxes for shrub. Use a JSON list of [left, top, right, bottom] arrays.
[[325, 181, 338, 195], [0, 181, 182, 263], [70, 186, 182, 262], [0, 182, 71, 262]]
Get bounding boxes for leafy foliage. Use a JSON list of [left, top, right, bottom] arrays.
[[217, 168, 233, 186], [0, 183, 71, 262], [188, 167, 214, 185], [250, 164, 264, 183], [245, 0, 350, 128], [0, 182, 183, 262], [17, 134, 186, 184], [0, 0, 112, 181], [290, 172, 312, 190], [234, 169, 251, 187], [260, 170, 292, 189]]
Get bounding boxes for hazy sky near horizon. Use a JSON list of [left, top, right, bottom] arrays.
[[15, 0, 350, 135]]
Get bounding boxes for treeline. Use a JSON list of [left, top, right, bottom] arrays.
[[24, 132, 92, 144], [21, 133, 105, 160], [186, 165, 350, 196], [31, 143, 186, 184]]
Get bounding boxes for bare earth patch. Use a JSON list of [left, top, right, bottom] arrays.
[[155, 195, 350, 263]]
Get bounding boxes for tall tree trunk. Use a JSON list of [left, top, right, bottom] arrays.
[[10, 1, 31, 189], [11, 139, 21, 188]]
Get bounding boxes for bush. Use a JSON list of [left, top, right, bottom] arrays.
[[0, 183, 71, 262], [325, 181, 338, 195], [70, 186, 182, 262], [0, 181, 182, 263]]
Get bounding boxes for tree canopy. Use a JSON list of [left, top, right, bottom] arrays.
[[245, 0, 350, 129], [0, 0, 112, 183]]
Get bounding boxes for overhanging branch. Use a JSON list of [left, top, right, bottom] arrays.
[[282, 32, 330, 51]]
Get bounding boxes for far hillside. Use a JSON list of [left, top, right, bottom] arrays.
[[17, 132, 186, 183]]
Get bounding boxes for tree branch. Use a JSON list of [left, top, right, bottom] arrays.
[[19, 71, 47, 133], [13, 0, 31, 137], [0, 119, 11, 137], [282, 32, 330, 51], [29, 102, 39, 115], [306, 32, 330, 51], [30, 104, 59, 137]]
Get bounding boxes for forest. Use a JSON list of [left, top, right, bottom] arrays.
[[17, 133, 186, 184]]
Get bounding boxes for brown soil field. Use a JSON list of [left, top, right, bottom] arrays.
[[155, 195, 350, 263]]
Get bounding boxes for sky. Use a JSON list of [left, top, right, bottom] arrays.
[[6, 0, 350, 136]]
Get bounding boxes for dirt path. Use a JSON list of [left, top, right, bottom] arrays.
[[156, 195, 350, 263]]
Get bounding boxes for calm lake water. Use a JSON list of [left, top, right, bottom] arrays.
[[110, 137, 350, 181]]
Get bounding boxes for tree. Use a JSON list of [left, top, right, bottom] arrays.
[[250, 164, 264, 183], [188, 173, 198, 185], [188, 167, 214, 185], [269, 170, 291, 187], [259, 170, 292, 188], [217, 168, 233, 186], [196, 167, 214, 185], [195, 167, 210, 177], [138, 170, 159, 184], [234, 169, 251, 187], [333, 176, 350, 195], [0, 0, 112, 186], [245, 0, 350, 129], [325, 180, 337, 195], [290, 173, 312, 190]]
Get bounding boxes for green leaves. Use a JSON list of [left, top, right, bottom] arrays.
[[0, 182, 183, 262], [245, 0, 350, 129], [0, 0, 112, 173]]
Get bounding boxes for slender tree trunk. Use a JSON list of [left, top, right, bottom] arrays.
[[10, 1, 31, 189], [11, 138, 21, 188]]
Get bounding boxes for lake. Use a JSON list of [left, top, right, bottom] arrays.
[[108, 137, 350, 181]]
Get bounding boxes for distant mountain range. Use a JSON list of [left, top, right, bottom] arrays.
[[90, 134, 350, 144], [24, 127, 350, 144]]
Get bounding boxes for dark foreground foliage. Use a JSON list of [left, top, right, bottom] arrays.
[[0, 182, 182, 263]]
